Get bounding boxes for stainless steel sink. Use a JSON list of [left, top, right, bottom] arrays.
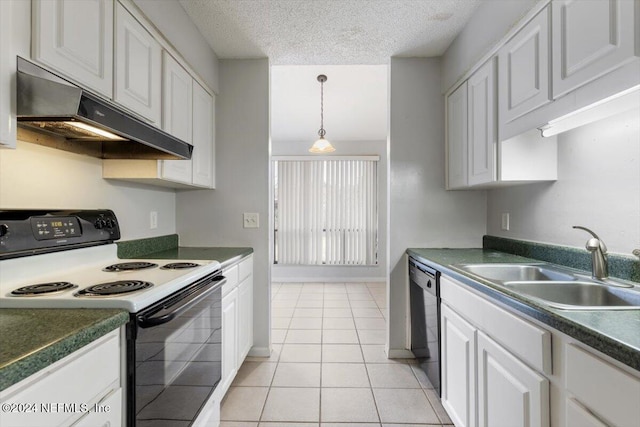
[[501, 281, 640, 310], [456, 263, 576, 283]]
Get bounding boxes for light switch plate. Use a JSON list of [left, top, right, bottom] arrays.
[[150, 211, 158, 229], [501, 213, 510, 231], [243, 213, 259, 228]]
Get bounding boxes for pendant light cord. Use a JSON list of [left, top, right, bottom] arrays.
[[318, 75, 327, 137]]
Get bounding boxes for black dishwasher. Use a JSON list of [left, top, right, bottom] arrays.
[[409, 257, 441, 395]]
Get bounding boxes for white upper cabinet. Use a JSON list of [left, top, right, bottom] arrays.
[[446, 81, 468, 190], [161, 52, 193, 184], [467, 58, 497, 187], [552, 0, 638, 99], [33, 0, 114, 97], [114, 1, 161, 124], [498, 5, 551, 128], [192, 81, 215, 188], [0, 0, 16, 148]]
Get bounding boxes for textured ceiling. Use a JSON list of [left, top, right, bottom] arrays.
[[178, 0, 483, 65]]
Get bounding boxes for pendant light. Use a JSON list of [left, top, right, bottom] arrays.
[[309, 74, 335, 153]]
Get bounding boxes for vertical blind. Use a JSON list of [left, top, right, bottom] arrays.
[[274, 158, 378, 265]]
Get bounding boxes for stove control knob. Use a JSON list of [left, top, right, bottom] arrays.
[[106, 219, 114, 228], [95, 219, 105, 229], [0, 224, 8, 237]]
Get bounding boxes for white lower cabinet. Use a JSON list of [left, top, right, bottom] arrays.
[[219, 255, 254, 398], [441, 303, 477, 427], [220, 285, 239, 396], [439, 272, 640, 427], [441, 275, 550, 427], [564, 343, 640, 427], [237, 274, 253, 365], [477, 331, 549, 427], [72, 388, 122, 427], [0, 329, 123, 427]]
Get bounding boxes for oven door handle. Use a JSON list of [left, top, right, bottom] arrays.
[[137, 276, 225, 328]]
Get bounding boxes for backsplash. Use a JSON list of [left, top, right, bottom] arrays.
[[484, 235, 640, 284], [117, 234, 179, 258]]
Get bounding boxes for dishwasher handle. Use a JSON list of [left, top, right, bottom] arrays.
[[409, 258, 439, 296], [409, 258, 438, 278]]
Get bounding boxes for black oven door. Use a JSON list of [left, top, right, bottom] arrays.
[[128, 273, 224, 426]]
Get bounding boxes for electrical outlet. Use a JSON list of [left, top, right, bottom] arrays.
[[150, 211, 158, 229], [243, 213, 259, 229], [501, 213, 510, 231]]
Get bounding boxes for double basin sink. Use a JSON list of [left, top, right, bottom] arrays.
[[454, 263, 640, 310]]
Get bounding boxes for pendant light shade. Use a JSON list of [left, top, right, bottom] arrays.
[[309, 74, 335, 153]]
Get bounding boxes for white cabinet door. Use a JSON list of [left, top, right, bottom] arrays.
[[114, 2, 161, 124], [467, 58, 496, 187], [237, 275, 253, 365], [552, 0, 638, 98], [221, 287, 239, 396], [192, 81, 215, 188], [162, 52, 193, 184], [498, 5, 551, 125], [477, 331, 549, 427], [0, 0, 16, 148], [446, 81, 468, 189], [566, 398, 608, 427], [565, 343, 640, 427], [441, 303, 477, 427], [32, 0, 113, 97]]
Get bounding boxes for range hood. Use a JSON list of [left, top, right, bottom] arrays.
[[16, 57, 192, 160]]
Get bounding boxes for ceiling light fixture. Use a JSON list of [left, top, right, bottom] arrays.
[[309, 74, 335, 153]]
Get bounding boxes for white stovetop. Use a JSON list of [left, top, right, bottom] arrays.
[[0, 244, 221, 312]]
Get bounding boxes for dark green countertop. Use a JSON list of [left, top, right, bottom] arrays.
[[0, 309, 129, 391], [133, 247, 253, 269], [115, 234, 252, 268], [407, 248, 640, 371]]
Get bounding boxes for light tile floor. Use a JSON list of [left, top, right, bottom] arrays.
[[220, 282, 453, 427]]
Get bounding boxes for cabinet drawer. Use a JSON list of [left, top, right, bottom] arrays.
[[0, 330, 120, 427], [239, 256, 253, 282], [441, 276, 551, 374], [223, 265, 239, 296], [565, 344, 640, 427], [72, 387, 122, 427]]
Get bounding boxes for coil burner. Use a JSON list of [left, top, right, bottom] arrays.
[[11, 282, 78, 296], [103, 262, 158, 272], [161, 262, 201, 270], [76, 280, 153, 297]]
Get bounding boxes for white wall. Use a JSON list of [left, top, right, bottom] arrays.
[[271, 65, 388, 142], [441, 0, 539, 92], [388, 58, 487, 355], [0, 141, 177, 240], [133, 0, 219, 93], [271, 139, 388, 282], [176, 59, 271, 355], [487, 107, 640, 255]]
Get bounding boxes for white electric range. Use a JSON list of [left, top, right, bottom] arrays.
[[0, 209, 224, 426]]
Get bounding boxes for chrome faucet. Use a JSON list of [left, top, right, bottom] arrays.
[[573, 226, 608, 280]]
